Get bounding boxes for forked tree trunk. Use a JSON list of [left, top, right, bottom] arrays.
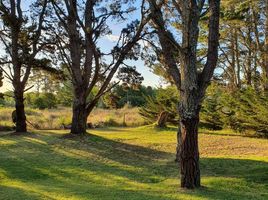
[[70, 90, 88, 134], [179, 114, 200, 188], [148, 0, 220, 190], [14, 88, 27, 132]]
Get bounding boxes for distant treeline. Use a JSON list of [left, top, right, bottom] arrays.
[[0, 84, 156, 110]]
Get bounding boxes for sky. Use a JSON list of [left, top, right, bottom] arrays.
[[0, 0, 162, 92]]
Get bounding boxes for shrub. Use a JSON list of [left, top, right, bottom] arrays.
[[33, 93, 57, 110], [139, 86, 179, 125]]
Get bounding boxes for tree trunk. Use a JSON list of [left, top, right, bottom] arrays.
[[180, 115, 200, 189], [156, 111, 169, 128], [264, 0, 268, 92], [70, 91, 88, 134], [14, 88, 27, 132], [175, 129, 181, 163]]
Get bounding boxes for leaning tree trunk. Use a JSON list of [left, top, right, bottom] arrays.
[[14, 88, 27, 132], [156, 111, 169, 128], [70, 89, 88, 134]]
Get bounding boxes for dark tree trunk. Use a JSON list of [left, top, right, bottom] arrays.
[[70, 89, 88, 134], [14, 88, 27, 133], [180, 115, 200, 189], [71, 100, 87, 134], [175, 129, 181, 163]]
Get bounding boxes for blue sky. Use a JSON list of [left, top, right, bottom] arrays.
[[0, 0, 161, 92]]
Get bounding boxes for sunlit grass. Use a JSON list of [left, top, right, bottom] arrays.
[[0, 107, 146, 130], [0, 127, 267, 199]]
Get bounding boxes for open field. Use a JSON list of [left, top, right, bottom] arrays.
[[0, 126, 267, 200], [0, 107, 146, 130]]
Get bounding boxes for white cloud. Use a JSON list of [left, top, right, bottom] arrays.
[[106, 34, 120, 42]]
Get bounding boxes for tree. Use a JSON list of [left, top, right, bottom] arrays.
[[139, 86, 179, 124], [148, 0, 221, 188], [0, 0, 52, 132], [0, 68, 3, 99], [51, 0, 150, 134]]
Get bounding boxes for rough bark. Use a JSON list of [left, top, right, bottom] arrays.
[[180, 115, 200, 188], [175, 129, 181, 163], [149, 0, 220, 189], [14, 88, 27, 132], [52, 1, 149, 135], [70, 88, 88, 134], [0, 0, 48, 133], [264, 0, 268, 92]]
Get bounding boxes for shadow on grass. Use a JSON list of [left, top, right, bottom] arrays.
[[0, 131, 267, 200], [0, 185, 42, 200]]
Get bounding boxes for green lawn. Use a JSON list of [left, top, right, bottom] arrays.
[[0, 126, 268, 200]]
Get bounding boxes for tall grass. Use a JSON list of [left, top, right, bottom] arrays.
[[0, 106, 146, 130]]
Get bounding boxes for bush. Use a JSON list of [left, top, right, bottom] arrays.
[[200, 83, 224, 130], [139, 86, 179, 125], [33, 93, 57, 110], [140, 83, 268, 137], [220, 87, 268, 136]]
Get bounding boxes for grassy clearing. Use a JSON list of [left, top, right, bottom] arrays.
[[0, 126, 267, 200], [0, 107, 146, 130]]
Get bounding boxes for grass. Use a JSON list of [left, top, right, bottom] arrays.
[[0, 126, 268, 200], [0, 107, 146, 130]]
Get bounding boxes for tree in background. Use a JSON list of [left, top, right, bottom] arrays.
[[0, 0, 53, 132], [140, 86, 179, 125], [216, 0, 268, 92], [28, 69, 63, 94], [148, 0, 221, 188], [51, 0, 150, 134], [104, 84, 155, 109]]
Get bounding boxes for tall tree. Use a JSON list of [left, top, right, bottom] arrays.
[[0, 0, 51, 132], [264, 0, 268, 94], [148, 0, 221, 188], [51, 0, 149, 134], [0, 68, 3, 99]]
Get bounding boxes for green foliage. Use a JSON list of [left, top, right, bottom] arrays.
[[140, 83, 268, 136], [220, 87, 268, 136], [104, 85, 155, 108], [117, 66, 144, 88], [200, 84, 224, 130], [31, 93, 57, 110], [55, 81, 74, 107], [139, 86, 179, 124], [0, 91, 15, 107]]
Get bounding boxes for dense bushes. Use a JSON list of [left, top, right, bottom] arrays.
[[140, 84, 268, 137], [25, 92, 57, 109], [139, 86, 179, 125], [220, 88, 268, 136], [0, 92, 58, 109]]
